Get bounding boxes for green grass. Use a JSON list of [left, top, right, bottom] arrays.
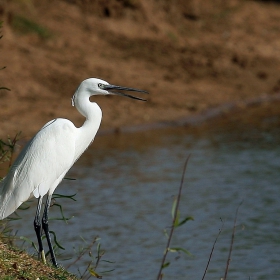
[[0, 241, 78, 280], [11, 15, 51, 39]]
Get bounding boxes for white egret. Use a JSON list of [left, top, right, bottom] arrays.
[[0, 78, 148, 267]]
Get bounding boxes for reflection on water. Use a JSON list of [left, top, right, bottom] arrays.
[[11, 110, 280, 279]]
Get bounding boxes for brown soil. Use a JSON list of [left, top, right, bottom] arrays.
[[1, 0, 280, 139]]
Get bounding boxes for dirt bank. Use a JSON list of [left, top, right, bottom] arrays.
[[1, 0, 280, 139]]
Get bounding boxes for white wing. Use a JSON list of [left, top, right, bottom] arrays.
[[0, 118, 77, 219]]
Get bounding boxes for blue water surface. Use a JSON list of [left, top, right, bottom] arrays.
[[12, 114, 280, 280]]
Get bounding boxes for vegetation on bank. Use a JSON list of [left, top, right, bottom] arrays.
[[0, 242, 78, 280]]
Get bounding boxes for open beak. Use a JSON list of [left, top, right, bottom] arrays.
[[102, 84, 149, 101]]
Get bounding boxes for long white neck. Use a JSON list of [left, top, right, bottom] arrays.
[[73, 92, 102, 160]]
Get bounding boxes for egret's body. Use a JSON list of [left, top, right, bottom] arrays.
[[0, 78, 147, 266]]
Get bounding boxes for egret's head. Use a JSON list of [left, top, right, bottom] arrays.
[[72, 78, 148, 107]]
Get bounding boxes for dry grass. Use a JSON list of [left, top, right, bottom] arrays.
[[0, 241, 78, 280]]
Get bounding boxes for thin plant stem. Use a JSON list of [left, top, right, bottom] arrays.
[[8, 132, 21, 168], [156, 155, 190, 280], [223, 200, 243, 280], [66, 236, 98, 270], [201, 218, 224, 280]]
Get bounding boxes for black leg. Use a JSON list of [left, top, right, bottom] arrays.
[[42, 194, 58, 267], [34, 196, 46, 264]]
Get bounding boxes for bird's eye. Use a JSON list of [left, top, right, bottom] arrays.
[[98, 83, 105, 89]]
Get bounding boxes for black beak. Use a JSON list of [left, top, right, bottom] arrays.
[[102, 84, 149, 101]]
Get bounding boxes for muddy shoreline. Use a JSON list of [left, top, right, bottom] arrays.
[[97, 93, 280, 136], [1, 1, 280, 139]]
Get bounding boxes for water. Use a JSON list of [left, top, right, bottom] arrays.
[[10, 112, 280, 280]]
